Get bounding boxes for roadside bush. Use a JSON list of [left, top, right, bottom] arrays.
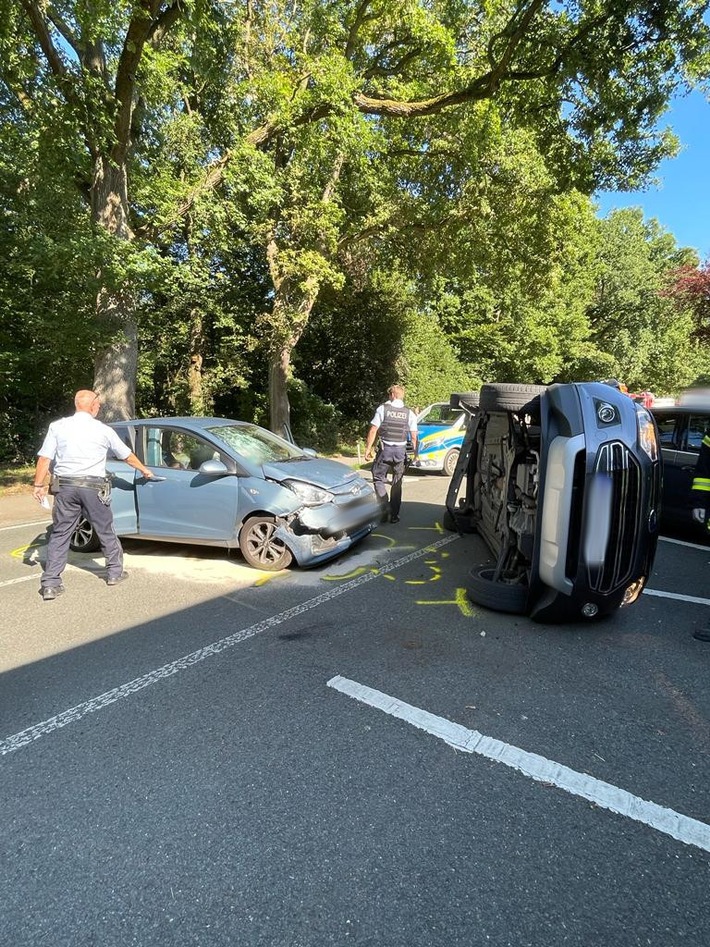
[[0, 408, 44, 465], [287, 379, 342, 453]]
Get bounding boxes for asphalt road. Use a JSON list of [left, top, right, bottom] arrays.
[[1, 474, 709, 947]]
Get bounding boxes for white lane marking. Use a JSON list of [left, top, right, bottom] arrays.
[[643, 589, 710, 607], [659, 536, 709, 551], [0, 562, 101, 591], [0, 535, 459, 757], [327, 675, 710, 855], [0, 520, 50, 532], [0, 575, 41, 588]]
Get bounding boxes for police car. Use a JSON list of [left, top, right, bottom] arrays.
[[413, 393, 479, 476]]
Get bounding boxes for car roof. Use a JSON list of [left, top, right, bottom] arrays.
[[651, 404, 710, 415], [116, 417, 247, 428]]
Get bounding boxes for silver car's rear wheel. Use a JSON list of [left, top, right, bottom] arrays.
[[239, 516, 293, 571], [69, 516, 101, 553]]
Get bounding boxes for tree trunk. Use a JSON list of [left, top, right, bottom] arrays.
[[264, 154, 345, 433], [187, 308, 206, 414], [267, 281, 319, 436], [90, 156, 139, 421], [269, 343, 292, 438]]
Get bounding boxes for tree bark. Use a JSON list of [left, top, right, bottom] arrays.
[[89, 156, 138, 420], [187, 308, 206, 414], [267, 280, 319, 436], [268, 343, 292, 439]]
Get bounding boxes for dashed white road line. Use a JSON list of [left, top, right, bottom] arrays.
[[328, 675, 710, 854], [0, 574, 42, 588], [0, 535, 459, 757], [658, 535, 710, 551], [644, 589, 710, 607], [0, 520, 50, 532]]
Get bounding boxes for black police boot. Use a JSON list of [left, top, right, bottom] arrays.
[[41, 585, 65, 601]]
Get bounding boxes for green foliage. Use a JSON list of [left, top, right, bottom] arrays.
[[589, 208, 704, 391], [3, 0, 710, 454], [287, 378, 343, 454], [397, 309, 477, 407]]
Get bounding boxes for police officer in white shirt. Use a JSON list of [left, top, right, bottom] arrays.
[[32, 389, 155, 601], [364, 384, 418, 523]]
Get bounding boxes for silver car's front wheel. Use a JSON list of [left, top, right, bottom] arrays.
[[239, 516, 293, 571], [69, 516, 101, 553]]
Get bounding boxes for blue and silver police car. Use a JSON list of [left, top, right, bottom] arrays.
[[414, 393, 479, 476]]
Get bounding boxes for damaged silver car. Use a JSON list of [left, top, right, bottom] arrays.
[[68, 418, 381, 570]]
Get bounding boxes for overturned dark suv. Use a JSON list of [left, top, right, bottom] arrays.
[[444, 382, 661, 622]]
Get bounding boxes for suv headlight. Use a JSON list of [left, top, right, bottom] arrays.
[[636, 408, 658, 462], [283, 480, 334, 506]]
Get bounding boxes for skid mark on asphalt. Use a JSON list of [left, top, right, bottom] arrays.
[[0, 535, 459, 757], [328, 675, 710, 855], [652, 670, 710, 752]]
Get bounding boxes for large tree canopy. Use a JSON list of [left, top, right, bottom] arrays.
[[1, 0, 710, 452]]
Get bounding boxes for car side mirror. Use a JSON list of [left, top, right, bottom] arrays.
[[301, 447, 317, 457], [199, 459, 229, 476]]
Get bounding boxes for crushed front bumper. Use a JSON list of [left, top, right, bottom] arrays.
[[273, 489, 383, 567]]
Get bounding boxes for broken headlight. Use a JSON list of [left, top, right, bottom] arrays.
[[283, 480, 335, 506]]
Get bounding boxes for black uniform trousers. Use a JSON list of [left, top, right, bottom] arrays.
[[42, 483, 123, 588], [372, 443, 407, 518]]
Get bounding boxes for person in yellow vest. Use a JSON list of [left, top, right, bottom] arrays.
[[690, 428, 710, 640]]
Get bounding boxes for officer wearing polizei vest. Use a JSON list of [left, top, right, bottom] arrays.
[[364, 385, 418, 524], [32, 389, 155, 601]]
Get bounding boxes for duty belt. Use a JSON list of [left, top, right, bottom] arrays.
[[53, 475, 111, 489], [51, 474, 113, 505]]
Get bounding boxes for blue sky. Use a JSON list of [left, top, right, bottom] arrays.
[[594, 88, 710, 261]]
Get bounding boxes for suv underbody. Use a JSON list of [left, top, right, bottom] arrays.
[[445, 382, 661, 623]]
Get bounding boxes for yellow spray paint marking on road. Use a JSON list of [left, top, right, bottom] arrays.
[[416, 587, 476, 618], [254, 571, 290, 587], [371, 532, 416, 551], [11, 539, 45, 562], [409, 521, 447, 535], [405, 565, 442, 585]]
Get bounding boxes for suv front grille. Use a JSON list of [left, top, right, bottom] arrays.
[[587, 441, 641, 593]]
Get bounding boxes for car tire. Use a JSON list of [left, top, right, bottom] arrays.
[[442, 448, 459, 477], [479, 383, 546, 412], [451, 391, 480, 410], [467, 566, 529, 614], [69, 517, 101, 553], [239, 516, 294, 571]]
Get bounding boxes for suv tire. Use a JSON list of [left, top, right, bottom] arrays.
[[479, 383, 546, 412], [451, 391, 480, 410], [467, 566, 528, 614]]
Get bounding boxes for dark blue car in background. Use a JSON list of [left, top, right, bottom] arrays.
[[652, 399, 710, 537]]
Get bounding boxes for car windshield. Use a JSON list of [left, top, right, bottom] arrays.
[[420, 406, 462, 425], [207, 424, 306, 464]]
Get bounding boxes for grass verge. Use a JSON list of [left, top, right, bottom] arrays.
[[0, 466, 34, 496]]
